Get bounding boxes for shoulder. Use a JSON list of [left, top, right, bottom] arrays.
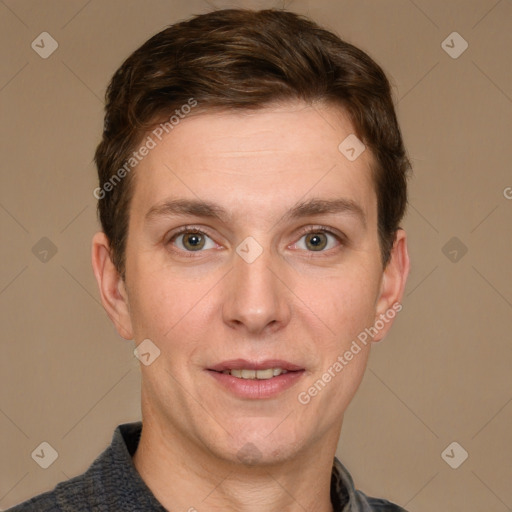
[[6, 470, 97, 512], [6, 430, 119, 511], [6, 422, 157, 512], [6, 490, 60, 511], [359, 492, 409, 511]]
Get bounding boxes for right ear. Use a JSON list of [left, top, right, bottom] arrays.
[[91, 232, 133, 340]]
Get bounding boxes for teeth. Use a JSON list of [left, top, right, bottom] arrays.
[[241, 369, 256, 379], [253, 369, 273, 380], [222, 368, 289, 379]]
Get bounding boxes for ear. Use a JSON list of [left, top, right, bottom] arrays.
[[91, 232, 133, 340], [372, 229, 410, 342]]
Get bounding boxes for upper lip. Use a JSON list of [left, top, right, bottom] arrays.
[[208, 359, 304, 372]]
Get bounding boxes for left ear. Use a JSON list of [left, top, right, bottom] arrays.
[[372, 229, 410, 342]]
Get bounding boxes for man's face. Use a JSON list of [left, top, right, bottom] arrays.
[[114, 102, 402, 464]]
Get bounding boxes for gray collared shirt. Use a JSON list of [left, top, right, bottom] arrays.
[[8, 422, 407, 511]]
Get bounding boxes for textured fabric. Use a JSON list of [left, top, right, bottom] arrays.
[[8, 422, 407, 511]]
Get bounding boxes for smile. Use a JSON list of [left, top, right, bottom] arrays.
[[219, 368, 288, 379], [206, 359, 305, 399]]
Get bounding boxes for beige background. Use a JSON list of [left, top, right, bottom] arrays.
[[1, 0, 511, 510]]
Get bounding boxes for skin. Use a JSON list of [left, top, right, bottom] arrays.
[[92, 101, 409, 512]]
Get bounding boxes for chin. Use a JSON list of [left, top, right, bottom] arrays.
[[213, 425, 306, 467]]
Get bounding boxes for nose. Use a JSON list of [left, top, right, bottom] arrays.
[[222, 247, 292, 336]]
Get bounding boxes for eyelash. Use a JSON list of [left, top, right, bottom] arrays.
[[166, 226, 218, 259], [166, 225, 346, 258], [294, 225, 346, 256]]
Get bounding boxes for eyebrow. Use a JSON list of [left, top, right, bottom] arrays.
[[145, 199, 230, 223], [283, 198, 366, 228], [145, 197, 366, 228]]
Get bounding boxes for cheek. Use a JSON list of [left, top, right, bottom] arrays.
[[294, 268, 380, 348], [126, 259, 209, 340], [126, 272, 227, 368]]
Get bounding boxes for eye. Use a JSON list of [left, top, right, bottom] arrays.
[[293, 229, 341, 252], [170, 229, 217, 252]]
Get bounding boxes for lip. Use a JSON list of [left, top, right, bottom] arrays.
[[208, 359, 304, 372], [206, 359, 306, 400]]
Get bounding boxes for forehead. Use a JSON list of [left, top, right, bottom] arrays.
[[129, 102, 377, 227]]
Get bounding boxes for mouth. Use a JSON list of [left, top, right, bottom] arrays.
[[208, 359, 304, 377], [215, 368, 290, 380], [206, 359, 305, 399]]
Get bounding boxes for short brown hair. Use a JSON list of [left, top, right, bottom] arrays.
[[94, 8, 411, 276]]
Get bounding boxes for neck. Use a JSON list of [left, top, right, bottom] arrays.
[[132, 414, 339, 512]]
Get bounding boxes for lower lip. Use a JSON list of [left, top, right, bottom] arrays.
[[206, 370, 305, 399]]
